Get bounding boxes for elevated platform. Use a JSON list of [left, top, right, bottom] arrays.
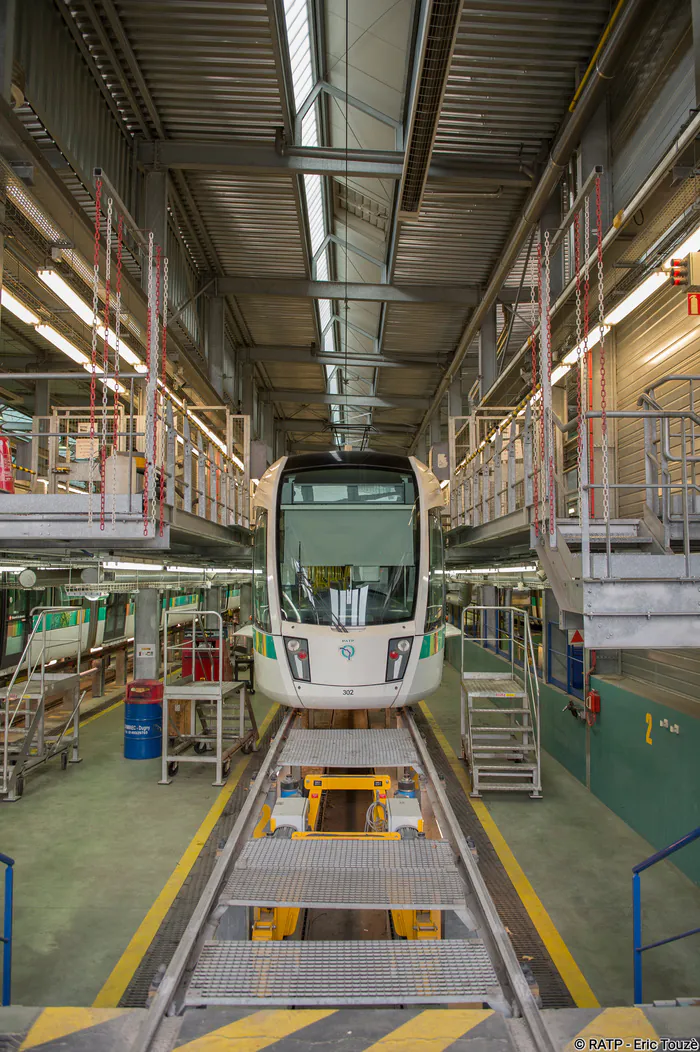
[[221, 837, 465, 909], [278, 728, 420, 768], [184, 939, 501, 1006]]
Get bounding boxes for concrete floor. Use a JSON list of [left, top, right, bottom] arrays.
[[428, 661, 700, 1007], [0, 691, 273, 1007], [1, 666, 698, 1009]]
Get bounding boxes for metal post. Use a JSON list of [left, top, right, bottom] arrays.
[[478, 306, 497, 400], [0, 854, 13, 1006], [134, 590, 160, 680], [632, 870, 643, 1003]]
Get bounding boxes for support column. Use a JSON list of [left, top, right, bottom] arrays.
[[540, 192, 563, 301], [223, 342, 236, 405], [206, 295, 225, 400], [0, 0, 16, 105], [415, 432, 428, 465], [241, 361, 254, 418], [478, 305, 497, 401], [693, 0, 700, 106], [578, 101, 612, 231], [430, 412, 442, 448], [448, 375, 462, 418], [34, 380, 51, 418], [134, 589, 160, 681]]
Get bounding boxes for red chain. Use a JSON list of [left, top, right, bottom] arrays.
[[547, 247, 555, 535], [90, 180, 101, 456], [537, 241, 544, 538], [100, 213, 112, 532], [154, 246, 161, 509], [159, 258, 167, 537], [143, 237, 153, 537], [596, 177, 607, 437], [574, 211, 583, 489], [113, 215, 123, 518], [531, 257, 539, 540], [583, 204, 593, 515]]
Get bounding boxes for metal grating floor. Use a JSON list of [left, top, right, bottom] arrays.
[[235, 837, 455, 870], [221, 867, 466, 909], [279, 728, 420, 768], [462, 677, 526, 697], [185, 939, 500, 1006]]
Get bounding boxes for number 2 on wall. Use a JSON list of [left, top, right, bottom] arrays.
[[645, 713, 653, 745]]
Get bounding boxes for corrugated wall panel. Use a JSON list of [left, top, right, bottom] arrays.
[[16, 0, 135, 211], [621, 649, 700, 702], [610, 5, 692, 213], [614, 283, 700, 516]]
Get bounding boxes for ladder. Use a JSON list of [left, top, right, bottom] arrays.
[[0, 607, 83, 801], [460, 606, 542, 798]]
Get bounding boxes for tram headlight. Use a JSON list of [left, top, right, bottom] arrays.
[[285, 636, 310, 681], [386, 637, 412, 682]]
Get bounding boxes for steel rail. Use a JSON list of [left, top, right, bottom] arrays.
[[129, 709, 294, 1052], [403, 708, 556, 1052]]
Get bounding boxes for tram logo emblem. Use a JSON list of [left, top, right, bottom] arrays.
[[339, 645, 355, 660]]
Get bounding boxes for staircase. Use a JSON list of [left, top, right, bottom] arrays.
[[459, 608, 541, 798]]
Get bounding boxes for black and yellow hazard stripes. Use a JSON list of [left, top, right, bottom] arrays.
[[544, 1006, 698, 1050], [172, 1008, 509, 1051], [18, 1007, 146, 1050]]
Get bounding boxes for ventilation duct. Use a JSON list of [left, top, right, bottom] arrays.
[[398, 0, 463, 220]]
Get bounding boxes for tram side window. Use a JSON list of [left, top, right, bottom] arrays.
[[425, 508, 445, 633], [253, 509, 272, 632]]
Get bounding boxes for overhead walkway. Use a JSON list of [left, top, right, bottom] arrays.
[[448, 375, 700, 648], [0, 396, 252, 560]]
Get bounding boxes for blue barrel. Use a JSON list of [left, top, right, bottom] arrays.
[[124, 681, 163, 759]]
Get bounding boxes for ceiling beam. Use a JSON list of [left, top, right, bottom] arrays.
[[136, 141, 532, 186], [261, 390, 428, 409], [217, 277, 530, 305], [276, 419, 415, 434], [244, 346, 442, 367], [217, 277, 478, 304]]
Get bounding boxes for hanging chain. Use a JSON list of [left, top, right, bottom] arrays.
[[530, 238, 540, 538], [112, 214, 123, 527], [596, 175, 609, 524], [536, 237, 544, 539], [544, 229, 555, 534], [100, 197, 113, 531], [143, 233, 154, 537], [574, 211, 583, 526], [583, 194, 592, 516], [159, 257, 168, 537], [89, 179, 102, 527], [151, 245, 161, 534]]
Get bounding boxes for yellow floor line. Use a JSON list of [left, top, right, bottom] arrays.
[[419, 700, 599, 1009], [362, 1009, 494, 1052], [93, 701, 278, 1007], [81, 698, 124, 727]]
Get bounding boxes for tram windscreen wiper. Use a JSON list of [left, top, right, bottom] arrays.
[[296, 559, 347, 631]]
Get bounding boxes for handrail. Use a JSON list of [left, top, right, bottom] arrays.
[[0, 852, 13, 1005], [632, 824, 700, 1003]]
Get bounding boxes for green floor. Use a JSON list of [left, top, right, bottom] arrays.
[[1, 670, 698, 1009], [428, 662, 700, 1007], [0, 692, 274, 1007]]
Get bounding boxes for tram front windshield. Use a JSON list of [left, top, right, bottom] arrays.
[[277, 465, 418, 627]]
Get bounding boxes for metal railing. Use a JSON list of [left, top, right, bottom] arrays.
[[460, 604, 542, 794], [4, 395, 251, 534], [0, 853, 13, 1006], [632, 824, 700, 1003], [1, 607, 82, 797], [449, 378, 700, 580]]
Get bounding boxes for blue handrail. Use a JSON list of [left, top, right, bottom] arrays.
[[0, 852, 13, 1006], [633, 825, 700, 1004]]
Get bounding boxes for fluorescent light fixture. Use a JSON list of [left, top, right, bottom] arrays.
[[453, 565, 538, 575], [35, 323, 90, 365], [103, 560, 164, 571], [38, 269, 94, 326], [551, 363, 571, 385], [101, 328, 146, 371], [562, 324, 610, 365], [604, 271, 668, 326], [440, 479, 449, 489], [0, 565, 25, 573], [165, 565, 211, 574], [665, 223, 700, 266], [1, 288, 40, 326]]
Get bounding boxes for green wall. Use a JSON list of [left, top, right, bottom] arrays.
[[450, 639, 700, 884]]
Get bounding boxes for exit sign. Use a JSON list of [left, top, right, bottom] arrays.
[[688, 292, 700, 315]]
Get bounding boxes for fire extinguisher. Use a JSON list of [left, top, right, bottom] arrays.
[[585, 688, 601, 726]]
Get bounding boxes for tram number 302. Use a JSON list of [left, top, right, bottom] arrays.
[[342, 689, 354, 696]]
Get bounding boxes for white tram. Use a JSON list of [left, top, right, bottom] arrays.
[[249, 451, 447, 710]]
